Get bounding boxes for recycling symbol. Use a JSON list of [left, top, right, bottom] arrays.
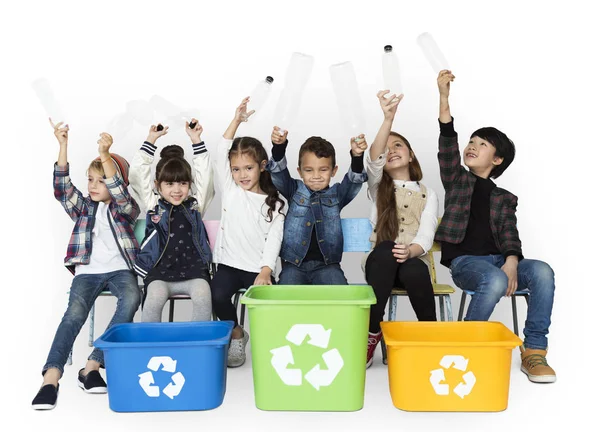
[[138, 356, 185, 399], [429, 355, 476, 399], [270, 324, 344, 391]]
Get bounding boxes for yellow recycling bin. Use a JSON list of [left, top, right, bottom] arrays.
[[381, 321, 522, 412]]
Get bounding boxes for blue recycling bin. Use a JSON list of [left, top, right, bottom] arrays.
[[94, 321, 234, 412]]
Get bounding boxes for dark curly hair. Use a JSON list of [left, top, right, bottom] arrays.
[[298, 136, 336, 168]]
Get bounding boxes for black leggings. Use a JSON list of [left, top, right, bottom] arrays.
[[365, 240, 437, 332], [210, 264, 274, 326]]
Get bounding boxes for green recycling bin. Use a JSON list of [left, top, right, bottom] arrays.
[[240, 284, 376, 411]]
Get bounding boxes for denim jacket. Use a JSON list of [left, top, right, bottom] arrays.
[[134, 197, 212, 280], [266, 156, 367, 266]]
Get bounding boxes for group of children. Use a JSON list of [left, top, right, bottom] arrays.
[[32, 71, 557, 410]]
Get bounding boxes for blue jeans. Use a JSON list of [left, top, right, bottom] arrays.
[[450, 255, 555, 350], [43, 270, 140, 375], [279, 260, 348, 285]]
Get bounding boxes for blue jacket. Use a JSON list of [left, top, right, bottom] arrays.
[[267, 156, 367, 266], [134, 197, 212, 280]]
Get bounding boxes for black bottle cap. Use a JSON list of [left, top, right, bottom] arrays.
[[266, 76, 274, 83], [384, 45, 393, 52], [156, 124, 164, 131]]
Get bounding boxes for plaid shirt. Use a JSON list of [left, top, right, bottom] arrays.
[[434, 121, 523, 260], [54, 163, 141, 274]]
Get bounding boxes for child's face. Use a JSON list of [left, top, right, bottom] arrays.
[[297, 152, 338, 192], [384, 136, 412, 173], [230, 153, 265, 194], [157, 181, 190, 206], [88, 169, 111, 204], [463, 136, 503, 177]]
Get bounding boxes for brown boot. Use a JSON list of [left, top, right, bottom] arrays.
[[520, 348, 556, 383]]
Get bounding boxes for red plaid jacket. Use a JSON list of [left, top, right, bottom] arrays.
[[434, 123, 523, 260]]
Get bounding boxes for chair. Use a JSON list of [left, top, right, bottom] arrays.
[[457, 289, 530, 336], [341, 217, 455, 364]]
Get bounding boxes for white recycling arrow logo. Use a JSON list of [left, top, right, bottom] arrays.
[[138, 356, 186, 399], [429, 355, 476, 399], [270, 324, 344, 391]]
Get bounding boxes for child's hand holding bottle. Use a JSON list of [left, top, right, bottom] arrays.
[[350, 134, 368, 157], [186, 118, 203, 143], [146, 124, 169, 146], [271, 126, 288, 145]]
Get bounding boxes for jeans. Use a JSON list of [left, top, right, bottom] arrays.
[[279, 260, 348, 285], [450, 254, 555, 350], [42, 269, 140, 375]]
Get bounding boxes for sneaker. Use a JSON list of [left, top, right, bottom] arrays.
[[228, 328, 250, 368], [366, 331, 383, 369], [520, 348, 556, 383], [32, 384, 59, 410], [78, 369, 108, 393]]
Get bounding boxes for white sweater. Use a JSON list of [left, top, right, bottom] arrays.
[[365, 149, 439, 255], [212, 138, 286, 273]]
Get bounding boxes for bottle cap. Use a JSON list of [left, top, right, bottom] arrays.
[[384, 45, 393, 52], [266, 76, 274, 83]]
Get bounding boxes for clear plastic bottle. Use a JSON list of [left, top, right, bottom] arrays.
[[246, 76, 274, 121], [382, 45, 403, 97], [32, 78, 67, 123], [416, 32, 450, 74], [274, 52, 314, 134], [329, 61, 366, 139]]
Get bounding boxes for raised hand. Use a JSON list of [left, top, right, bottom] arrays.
[[437, 69, 455, 98], [377, 90, 403, 121], [49, 118, 69, 146], [146, 124, 169, 145], [350, 134, 368, 156], [186, 118, 203, 143], [271, 126, 288, 145]]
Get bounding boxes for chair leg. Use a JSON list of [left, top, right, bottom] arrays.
[[457, 292, 467, 321], [168, 299, 175, 322], [511, 295, 519, 337], [381, 334, 388, 365], [389, 295, 398, 322], [445, 295, 454, 322], [240, 304, 246, 328], [88, 303, 95, 347], [438, 296, 446, 321]]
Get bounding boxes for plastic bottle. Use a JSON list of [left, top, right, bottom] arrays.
[[274, 52, 314, 135], [382, 45, 403, 97], [246, 76, 274, 121], [329, 61, 366, 139], [416, 32, 450, 74], [31, 78, 66, 123]]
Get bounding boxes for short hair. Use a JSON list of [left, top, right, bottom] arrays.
[[298, 136, 336, 168], [470, 127, 515, 179]]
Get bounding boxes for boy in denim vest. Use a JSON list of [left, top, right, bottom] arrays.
[[267, 126, 367, 284]]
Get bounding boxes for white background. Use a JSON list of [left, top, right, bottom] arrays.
[[2, 0, 597, 430]]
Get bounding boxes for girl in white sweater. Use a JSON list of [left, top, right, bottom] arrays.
[[211, 97, 286, 367]]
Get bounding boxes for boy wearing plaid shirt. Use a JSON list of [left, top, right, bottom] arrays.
[[32, 120, 141, 410], [435, 71, 556, 384]]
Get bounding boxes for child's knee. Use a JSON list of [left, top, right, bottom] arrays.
[[483, 271, 508, 297]]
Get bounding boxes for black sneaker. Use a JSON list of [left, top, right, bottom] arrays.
[[78, 369, 107, 394], [32, 384, 59, 410]]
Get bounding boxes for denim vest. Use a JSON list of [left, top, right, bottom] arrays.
[[267, 156, 367, 266]]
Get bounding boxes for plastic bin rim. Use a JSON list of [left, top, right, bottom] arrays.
[[240, 285, 377, 306], [93, 321, 234, 349]]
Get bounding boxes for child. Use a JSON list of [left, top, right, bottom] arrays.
[[267, 124, 368, 284], [131, 120, 214, 322], [364, 91, 439, 368], [435, 70, 556, 383], [32, 120, 141, 410], [211, 97, 285, 367]]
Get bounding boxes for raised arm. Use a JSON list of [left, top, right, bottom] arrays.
[[50, 119, 86, 221], [337, 136, 368, 208], [129, 124, 169, 212], [436, 70, 464, 189], [265, 126, 297, 201], [185, 118, 214, 215]]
